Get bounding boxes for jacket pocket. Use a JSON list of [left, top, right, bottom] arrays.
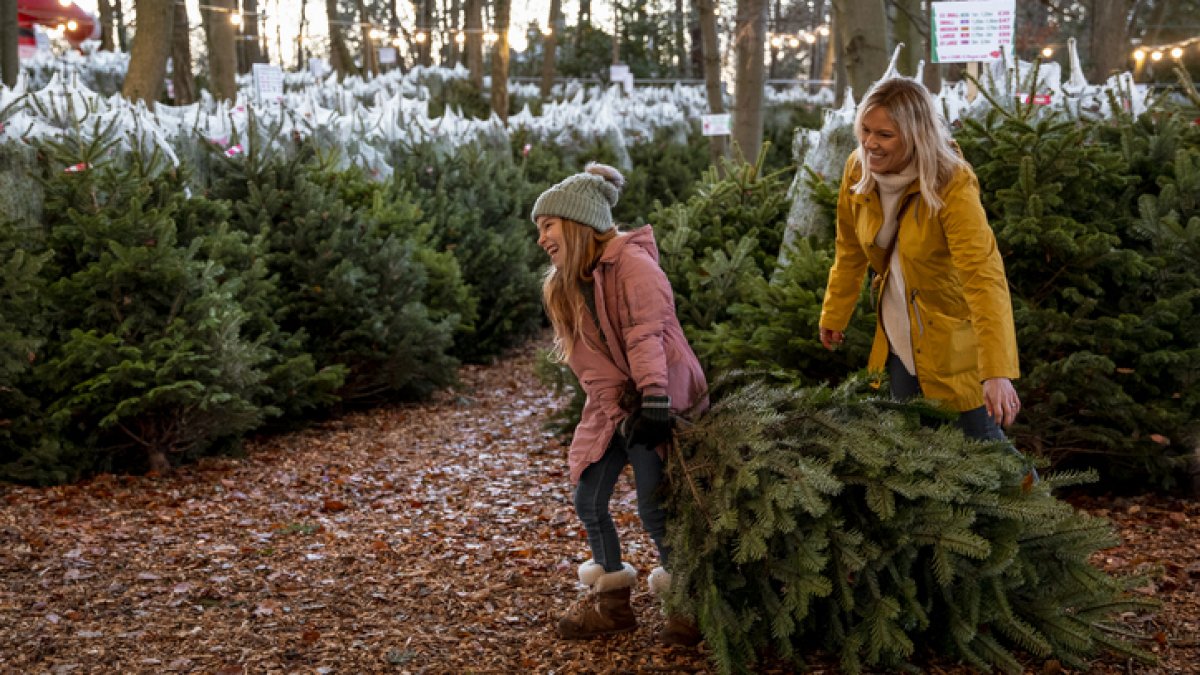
[[912, 292, 977, 376]]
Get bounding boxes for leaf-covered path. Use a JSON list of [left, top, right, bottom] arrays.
[[2, 342, 1198, 674]]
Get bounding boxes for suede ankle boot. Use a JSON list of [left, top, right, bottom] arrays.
[[648, 566, 703, 647], [557, 561, 638, 639]]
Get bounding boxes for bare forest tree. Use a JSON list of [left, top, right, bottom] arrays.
[[0, 0, 15, 88], [416, 0, 434, 67], [1088, 0, 1134, 80], [326, 0, 358, 79], [357, 0, 380, 75], [446, 0, 462, 66], [732, 0, 767, 165], [831, 0, 888, 101], [540, 0, 563, 98], [296, 0, 309, 70], [241, 0, 265, 73], [172, 0, 197, 105], [491, 0, 512, 120], [122, 0, 174, 106], [892, 0, 923, 78], [113, 0, 129, 51], [202, 0, 239, 101], [695, 0, 727, 166], [465, 0, 484, 87], [97, 0, 116, 51]]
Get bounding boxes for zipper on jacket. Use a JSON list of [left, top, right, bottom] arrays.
[[910, 289, 925, 337]]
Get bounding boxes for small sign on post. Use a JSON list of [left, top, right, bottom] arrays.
[[378, 47, 397, 66], [701, 113, 731, 137], [252, 63, 285, 104], [609, 64, 634, 95]]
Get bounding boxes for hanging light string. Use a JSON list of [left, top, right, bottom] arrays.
[[1132, 35, 1200, 63]]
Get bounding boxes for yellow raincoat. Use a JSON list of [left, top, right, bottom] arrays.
[[819, 153, 1019, 412]]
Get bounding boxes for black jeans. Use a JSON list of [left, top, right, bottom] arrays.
[[887, 353, 1037, 479], [886, 353, 1005, 441], [573, 429, 669, 573]]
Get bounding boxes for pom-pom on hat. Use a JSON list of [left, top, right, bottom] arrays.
[[531, 163, 625, 233]]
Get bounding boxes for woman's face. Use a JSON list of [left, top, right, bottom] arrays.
[[536, 216, 567, 270], [860, 106, 908, 175]]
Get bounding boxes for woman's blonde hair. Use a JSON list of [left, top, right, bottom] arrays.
[[852, 77, 967, 214], [542, 218, 618, 361]]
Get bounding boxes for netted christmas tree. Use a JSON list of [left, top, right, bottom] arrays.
[[661, 374, 1156, 675]]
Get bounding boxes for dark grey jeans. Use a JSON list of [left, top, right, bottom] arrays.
[[886, 353, 1006, 441], [887, 353, 1037, 479], [574, 429, 668, 573]]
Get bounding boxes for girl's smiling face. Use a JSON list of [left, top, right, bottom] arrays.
[[536, 216, 566, 270], [860, 106, 909, 175]]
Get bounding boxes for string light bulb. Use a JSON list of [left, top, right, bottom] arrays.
[[230, 12, 242, 27], [788, 37, 800, 48], [541, 26, 553, 37], [415, 31, 427, 44], [67, 20, 78, 31], [804, 32, 817, 44], [1041, 46, 1053, 58], [484, 31, 498, 44], [1133, 49, 1146, 62], [1170, 47, 1183, 59], [817, 25, 830, 37], [455, 32, 465, 45], [770, 35, 783, 48], [1151, 50, 1163, 61]]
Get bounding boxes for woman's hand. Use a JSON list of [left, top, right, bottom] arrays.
[[983, 378, 1021, 427], [819, 328, 845, 351]]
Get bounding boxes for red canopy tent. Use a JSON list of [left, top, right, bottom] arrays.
[[17, 0, 98, 46]]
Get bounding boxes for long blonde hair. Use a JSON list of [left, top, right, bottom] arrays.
[[852, 77, 967, 214], [542, 218, 618, 361]]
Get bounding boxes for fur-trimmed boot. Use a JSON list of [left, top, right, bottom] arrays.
[[557, 561, 638, 639], [648, 566, 703, 646]]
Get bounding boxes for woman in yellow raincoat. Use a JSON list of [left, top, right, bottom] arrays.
[[818, 77, 1021, 439]]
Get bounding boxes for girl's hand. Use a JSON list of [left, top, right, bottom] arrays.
[[819, 328, 845, 351], [983, 378, 1021, 427]]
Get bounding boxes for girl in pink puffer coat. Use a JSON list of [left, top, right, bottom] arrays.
[[532, 163, 707, 644]]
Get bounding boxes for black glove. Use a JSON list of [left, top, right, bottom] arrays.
[[625, 394, 672, 448]]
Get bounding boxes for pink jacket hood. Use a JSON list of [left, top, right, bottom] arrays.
[[565, 226, 708, 483]]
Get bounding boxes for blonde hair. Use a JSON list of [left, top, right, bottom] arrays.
[[852, 78, 967, 214], [542, 218, 618, 361]]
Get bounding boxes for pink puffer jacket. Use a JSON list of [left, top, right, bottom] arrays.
[[564, 226, 708, 483]]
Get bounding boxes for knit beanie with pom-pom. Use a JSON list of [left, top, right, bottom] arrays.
[[530, 163, 625, 233]]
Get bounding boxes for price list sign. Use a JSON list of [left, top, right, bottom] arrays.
[[930, 0, 1015, 63]]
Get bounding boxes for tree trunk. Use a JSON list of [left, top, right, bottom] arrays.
[[114, 0, 129, 52], [733, 0, 767, 165], [202, 0, 239, 101], [296, 0, 308, 70], [1088, 0, 1132, 81], [122, 0, 174, 106], [490, 0, 511, 121], [540, 0, 562, 98], [696, 0, 727, 166], [356, 0, 379, 75], [326, 0, 358, 79], [97, 0, 116, 51], [674, 0, 686, 78], [611, 1, 621, 66], [447, 0, 461, 66], [892, 0, 922, 78], [831, 0, 889, 101], [421, 0, 435, 66], [465, 0, 484, 88], [171, 0, 197, 104], [577, 0, 592, 51], [0, 0, 16, 88], [241, 0, 264, 72]]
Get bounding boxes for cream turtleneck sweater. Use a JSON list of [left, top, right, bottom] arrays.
[[872, 164, 920, 376]]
